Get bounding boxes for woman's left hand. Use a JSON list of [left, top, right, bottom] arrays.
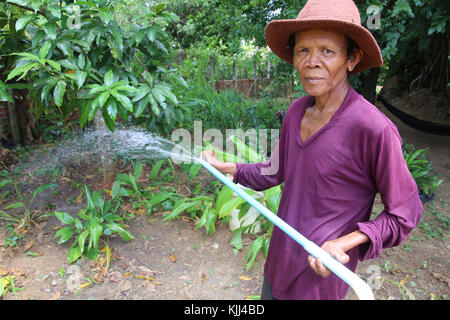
[[307, 240, 350, 278], [307, 231, 369, 278]]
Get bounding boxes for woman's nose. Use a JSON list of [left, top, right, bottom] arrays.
[[305, 50, 321, 68]]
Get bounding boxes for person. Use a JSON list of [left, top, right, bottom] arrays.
[[201, 0, 423, 300]]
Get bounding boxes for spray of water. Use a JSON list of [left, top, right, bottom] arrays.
[[41, 126, 198, 171]]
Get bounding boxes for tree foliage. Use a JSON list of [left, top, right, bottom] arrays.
[[1, 0, 187, 133]]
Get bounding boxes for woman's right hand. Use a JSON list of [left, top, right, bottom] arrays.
[[200, 150, 237, 175], [200, 150, 221, 167]]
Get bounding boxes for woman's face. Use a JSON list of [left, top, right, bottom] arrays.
[[293, 28, 362, 98]]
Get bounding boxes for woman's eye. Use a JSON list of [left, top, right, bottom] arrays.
[[323, 48, 334, 54]]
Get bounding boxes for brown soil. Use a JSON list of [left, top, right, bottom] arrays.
[[0, 93, 449, 301]]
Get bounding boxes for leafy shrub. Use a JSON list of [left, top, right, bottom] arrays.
[[54, 186, 134, 263], [402, 143, 443, 197]]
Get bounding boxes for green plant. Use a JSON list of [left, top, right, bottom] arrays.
[[54, 185, 134, 264], [0, 170, 56, 228], [0, 275, 22, 299], [2, 0, 184, 135], [112, 159, 179, 215], [402, 143, 443, 196]]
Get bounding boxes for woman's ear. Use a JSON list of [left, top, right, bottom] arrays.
[[348, 48, 364, 72]]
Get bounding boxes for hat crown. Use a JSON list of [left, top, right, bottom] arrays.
[[297, 0, 361, 25]]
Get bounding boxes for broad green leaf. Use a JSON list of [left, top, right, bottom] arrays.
[[110, 89, 133, 112], [53, 81, 67, 107], [55, 211, 74, 225], [150, 160, 165, 179], [85, 247, 98, 260], [4, 202, 25, 210], [230, 228, 243, 250], [104, 70, 114, 87], [80, 101, 91, 128], [43, 21, 57, 40], [214, 185, 234, 215], [87, 84, 107, 96], [77, 229, 89, 253], [148, 192, 171, 205], [106, 99, 117, 122], [132, 85, 151, 102], [134, 161, 143, 180], [6, 0, 31, 7], [101, 107, 115, 131], [0, 86, 12, 102], [40, 77, 58, 102], [148, 93, 160, 116], [103, 223, 134, 241], [45, 59, 61, 72], [112, 181, 121, 199], [67, 245, 82, 263], [48, 6, 61, 19], [39, 40, 52, 59], [6, 62, 39, 81], [32, 183, 55, 200], [15, 13, 37, 31], [55, 226, 74, 244], [156, 84, 178, 105], [98, 91, 110, 109], [0, 178, 12, 188], [163, 200, 200, 221], [245, 235, 264, 271], [88, 219, 102, 251], [218, 197, 247, 219], [76, 70, 87, 88], [152, 88, 166, 109]]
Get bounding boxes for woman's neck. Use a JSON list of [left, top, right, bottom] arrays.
[[313, 80, 351, 114]]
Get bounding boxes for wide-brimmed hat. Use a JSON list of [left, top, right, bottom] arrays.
[[265, 0, 383, 74]]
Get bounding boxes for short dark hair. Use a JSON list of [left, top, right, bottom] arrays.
[[287, 32, 359, 59]]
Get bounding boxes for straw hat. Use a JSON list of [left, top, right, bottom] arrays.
[[265, 0, 383, 74]]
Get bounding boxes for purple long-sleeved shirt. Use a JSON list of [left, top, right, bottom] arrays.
[[232, 87, 423, 300]]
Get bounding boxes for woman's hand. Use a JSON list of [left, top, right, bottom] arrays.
[[200, 150, 237, 175], [200, 150, 221, 168], [307, 240, 350, 278], [307, 230, 369, 278]]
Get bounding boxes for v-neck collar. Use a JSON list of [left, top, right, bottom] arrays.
[[296, 87, 356, 148]]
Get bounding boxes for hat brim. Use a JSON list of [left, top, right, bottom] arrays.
[[265, 19, 383, 74]]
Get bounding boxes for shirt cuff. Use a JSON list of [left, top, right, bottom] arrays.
[[356, 219, 383, 261], [232, 162, 244, 184]]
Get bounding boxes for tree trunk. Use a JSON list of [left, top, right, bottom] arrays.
[[358, 67, 381, 105], [7, 89, 21, 144]]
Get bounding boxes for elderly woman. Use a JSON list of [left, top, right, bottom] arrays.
[[201, 0, 423, 300]]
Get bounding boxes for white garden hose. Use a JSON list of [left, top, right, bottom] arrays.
[[199, 157, 374, 300]]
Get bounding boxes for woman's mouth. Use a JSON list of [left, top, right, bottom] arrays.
[[304, 77, 324, 84]]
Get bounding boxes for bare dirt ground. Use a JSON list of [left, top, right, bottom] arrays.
[[0, 95, 449, 301]]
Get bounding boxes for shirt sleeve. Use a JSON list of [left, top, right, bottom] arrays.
[[232, 117, 287, 191], [357, 124, 423, 261]]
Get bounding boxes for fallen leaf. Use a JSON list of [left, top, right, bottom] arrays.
[[24, 240, 35, 252], [201, 273, 206, 282], [0, 266, 9, 276], [124, 272, 132, 277], [79, 282, 91, 288], [238, 276, 252, 281], [169, 254, 177, 263], [148, 218, 158, 223], [50, 291, 61, 300], [135, 274, 155, 281], [400, 276, 408, 285], [75, 192, 84, 203]]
